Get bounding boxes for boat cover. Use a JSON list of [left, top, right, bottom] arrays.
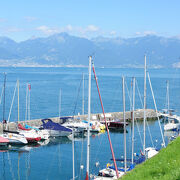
[[112, 155, 145, 165], [25, 124, 39, 131], [109, 164, 135, 172], [41, 119, 72, 132]]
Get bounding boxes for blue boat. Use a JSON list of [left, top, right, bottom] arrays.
[[41, 119, 72, 137]]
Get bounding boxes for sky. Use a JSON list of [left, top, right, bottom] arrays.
[[0, 0, 179, 42]]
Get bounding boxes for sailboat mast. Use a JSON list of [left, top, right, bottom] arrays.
[[86, 56, 92, 180], [25, 83, 28, 121], [82, 73, 85, 115], [122, 76, 127, 173], [28, 84, 31, 121], [131, 77, 135, 164], [59, 89, 61, 118], [3, 73, 6, 122], [17, 79, 20, 123], [167, 80, 170, 122], [92, 61, 119, 178], [143, 55, 147, 154]]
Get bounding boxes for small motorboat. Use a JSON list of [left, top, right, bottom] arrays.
[[103, 120, 128, 130], [2, 130, 28, 144], [164, 119, 179, 131], [18, 124, 41, 143], [0, 135, 9, 146], [24, 124, 50, 140], [94, 167, 125, 180], [41, 119, 72, 137], [145, 147, 159, 159]]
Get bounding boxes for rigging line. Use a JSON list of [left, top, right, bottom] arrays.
[[92, 61, 119, 178], [135, 79, 154, 148], [7, 81, 17, 123], [147, 72, 166, 147], [124, 78, 133, 157], [134, 79, 144, 148], [72, 77, 83, 116], [125, 79, 132, 111], [0, 86, 4, 105]]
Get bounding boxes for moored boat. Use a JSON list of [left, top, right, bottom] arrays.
[[41, 119, 72, 137], [18, 124, 41, 143], [2, 131, 28, 144], [0, 135, 9, 146]]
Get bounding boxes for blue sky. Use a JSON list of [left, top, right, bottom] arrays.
[[0, 0, 179, 42]]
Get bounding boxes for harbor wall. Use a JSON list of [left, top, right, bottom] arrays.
[[0, 109, 159, 133]]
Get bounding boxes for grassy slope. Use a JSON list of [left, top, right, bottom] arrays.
[[121, 137, 180, 180]]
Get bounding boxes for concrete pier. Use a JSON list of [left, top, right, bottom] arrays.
[[0, 109, 159, 133]]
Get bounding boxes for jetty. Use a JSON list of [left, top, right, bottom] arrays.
[[0, 109, 159, 133]]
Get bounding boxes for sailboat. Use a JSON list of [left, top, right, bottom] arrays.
[[1, 74, 28, 145], [14, 80, 41, 143], [163, 81, 180, 131], [144, 55, 166, 159], [84, 57, 123, 180], [19, 83, 49, 140]]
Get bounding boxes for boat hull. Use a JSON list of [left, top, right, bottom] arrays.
[[47, 129, 72, 137], [2, 133, 28, 144]]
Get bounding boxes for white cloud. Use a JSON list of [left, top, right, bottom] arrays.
[[110, 31, 116, 36], [135, 31, 157, 36], [36, 26, 60, 35], [135, 31, 141, 35], [24, 16, 37, 22], [36, 24, 101, 37], [66, 24, 73, 31], [86, 25, 99, 32], [144, 31, 156, 36]]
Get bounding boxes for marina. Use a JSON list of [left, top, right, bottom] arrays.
[[0, 66, 180, 180], [0, 109, 159, 133]]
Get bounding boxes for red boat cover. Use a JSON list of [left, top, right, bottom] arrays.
[[18, 124, 31, 131]]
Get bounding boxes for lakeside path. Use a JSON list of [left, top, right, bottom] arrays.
[[121, 136, 180, 180]]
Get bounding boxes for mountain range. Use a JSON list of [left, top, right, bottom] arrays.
[[0, 33, 180, 68]]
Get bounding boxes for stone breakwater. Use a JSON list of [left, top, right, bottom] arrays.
[[0, 109, 159, 133]]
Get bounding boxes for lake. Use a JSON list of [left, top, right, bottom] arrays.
[[0, 66, 180, 180]]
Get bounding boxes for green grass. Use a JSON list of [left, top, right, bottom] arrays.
[[121, 137, 180, 180]]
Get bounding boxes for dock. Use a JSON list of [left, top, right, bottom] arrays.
[[0, 109, 159, 133]]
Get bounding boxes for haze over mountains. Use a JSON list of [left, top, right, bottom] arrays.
[[0, 33, 180, 68]]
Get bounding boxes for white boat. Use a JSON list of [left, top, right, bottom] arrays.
[[18, 124, 41, 143], [24, 124, 50, 140], [145, 147, 159, 159], [2, 132, 28, 144], [94, 168, 124, 180], [63, 120, 105, 133], [164, 121, 179, 131]]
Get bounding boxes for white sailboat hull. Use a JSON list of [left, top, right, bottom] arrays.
[[145, 147, 158, 159], [2, 133, 28, 144], [164, 123, 179, 131]]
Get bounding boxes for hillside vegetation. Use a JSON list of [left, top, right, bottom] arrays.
[[121, 137, 180, 180]]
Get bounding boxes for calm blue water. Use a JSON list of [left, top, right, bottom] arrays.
[[0, 67, 180, 180]]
